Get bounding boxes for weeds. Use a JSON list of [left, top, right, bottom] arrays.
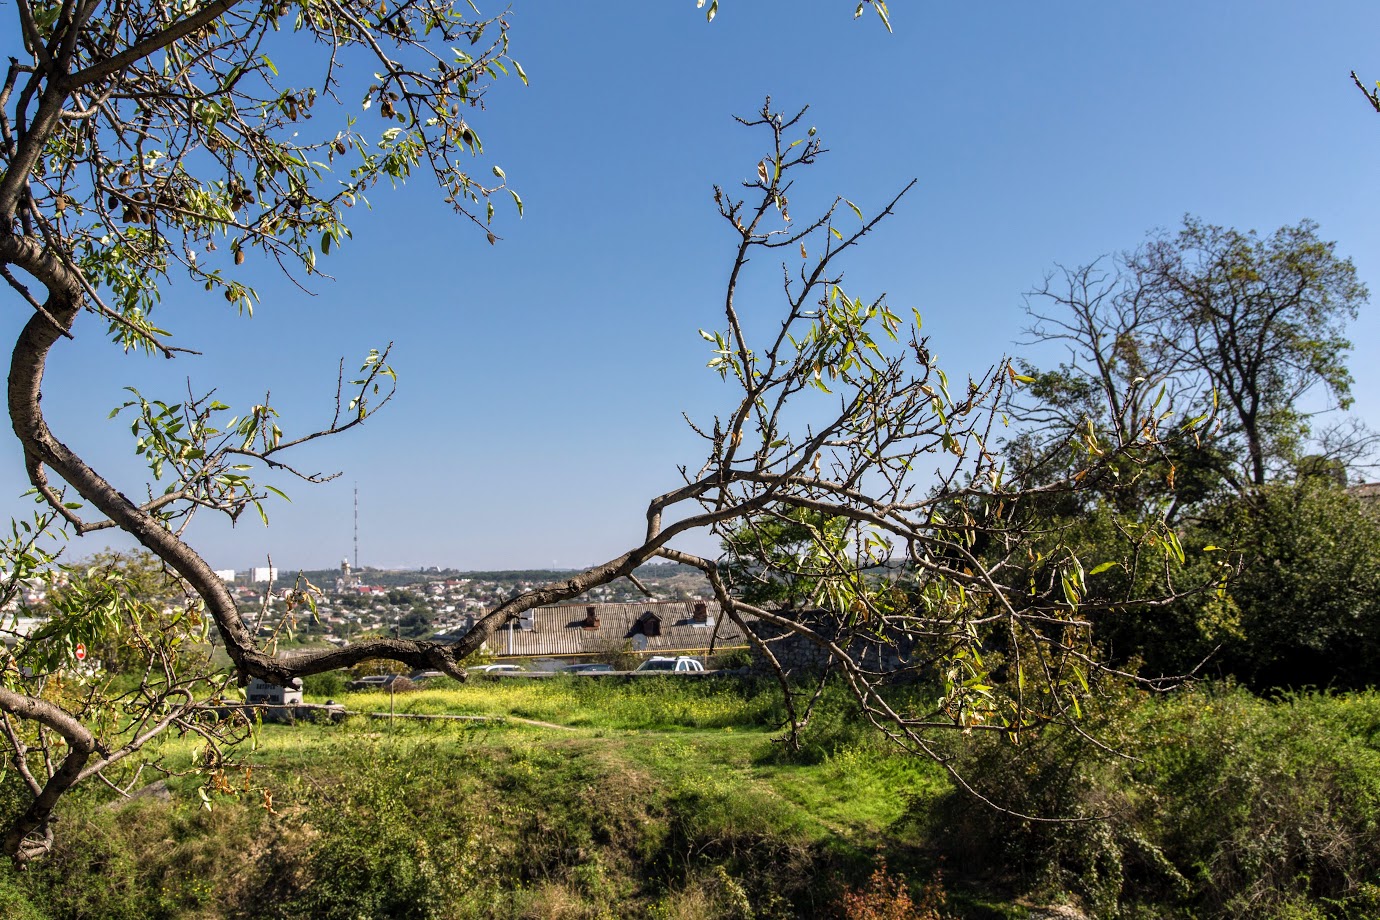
[[932, 685, 1380, 919], [7, 679, 1380, 919]]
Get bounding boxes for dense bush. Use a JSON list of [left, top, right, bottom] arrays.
[[1210, 482, 1380, 690], [1082, 480, 1380, 691], [302, 670, 347, 698], [932, 685, 1380, 918]]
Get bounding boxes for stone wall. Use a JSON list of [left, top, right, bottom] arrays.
[[746, 620, 916, 678]]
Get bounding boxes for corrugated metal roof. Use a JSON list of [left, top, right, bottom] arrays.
[[484, 600, 748, 658]]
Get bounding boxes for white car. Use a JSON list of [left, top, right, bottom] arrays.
[[467, 663, 524, 674], [634, 656, 705, 673]]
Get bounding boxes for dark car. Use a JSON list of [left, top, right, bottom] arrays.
[[562, 663, 615, 674]]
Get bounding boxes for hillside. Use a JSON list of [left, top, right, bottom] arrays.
[[3, 678, 1380, 919]]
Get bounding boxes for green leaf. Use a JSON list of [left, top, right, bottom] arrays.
[[875, 0, 892, 32], [1089, 561, 1119, 575]]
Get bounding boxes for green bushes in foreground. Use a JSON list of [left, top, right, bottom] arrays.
[[3, 679, 1380, 918], [0, 682, 923, 920], [932, 685, 1380, 918]]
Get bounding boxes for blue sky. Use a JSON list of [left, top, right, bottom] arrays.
[[5, 1, 1380, 572]]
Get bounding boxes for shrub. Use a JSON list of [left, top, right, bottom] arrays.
[[246, 740, 494, 920], [302, 670, 346, 698], [839, 862, 952, 920], [1135, 688, 1380, 917], [0, 869, 46, 920], [712, 649, 753, 671], [929, 685, 1380, 919]]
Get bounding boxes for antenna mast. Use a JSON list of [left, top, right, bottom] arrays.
[[353, 483, 359, 570]]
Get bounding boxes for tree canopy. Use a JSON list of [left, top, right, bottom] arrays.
[[1017, 217, 1370, 499], [1012, 218, 1377, 693]]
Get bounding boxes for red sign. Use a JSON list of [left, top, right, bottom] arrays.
[[74, 643, 86, 661]]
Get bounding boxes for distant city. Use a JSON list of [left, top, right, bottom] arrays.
[[211, 559, 714, 648]]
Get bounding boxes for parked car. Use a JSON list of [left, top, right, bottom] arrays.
[[408, 669, 447, 684], [467, 663, 524, 674], [562, 662, 615, 674], [346, 674, 413, 691], [633, 656, 705, 673]]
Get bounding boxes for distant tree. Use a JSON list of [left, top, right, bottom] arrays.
[[1138, 219, 1367, 487], [1013, 220, 1378, 689], [1018, 218, 1371, 497], [398, 607, 432, 638]]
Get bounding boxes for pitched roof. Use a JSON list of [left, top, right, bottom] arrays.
[[1347, 482, 1380, 501], [485, 600, 747, 658]]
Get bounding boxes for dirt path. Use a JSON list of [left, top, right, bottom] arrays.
[[347, 710, 576, 731], [505, 715, 577, 731]]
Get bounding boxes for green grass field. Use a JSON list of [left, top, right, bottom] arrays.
[[3, 678, 1380, 919], [0, 677, 958, 920]]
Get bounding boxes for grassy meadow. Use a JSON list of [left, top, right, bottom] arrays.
[[1, 677, 1378, 919]]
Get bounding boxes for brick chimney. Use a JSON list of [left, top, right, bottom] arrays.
[[582, 605, 600, 629], [692, 601, 708, 624]]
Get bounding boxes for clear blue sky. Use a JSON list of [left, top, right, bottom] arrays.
[[5, 1, 1380, 572]]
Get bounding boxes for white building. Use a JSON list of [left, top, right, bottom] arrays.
[[213, 569, 236, 582], [245, 677, 302, 705], [250, 566, 277, 583]]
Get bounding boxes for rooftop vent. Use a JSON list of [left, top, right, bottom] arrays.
[[637, 611, 662, 637]]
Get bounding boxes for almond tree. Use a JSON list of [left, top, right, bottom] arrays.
[[2, 0, 1175, 859]]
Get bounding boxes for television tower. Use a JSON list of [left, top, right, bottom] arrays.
[[353, 483, 359, 570]]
